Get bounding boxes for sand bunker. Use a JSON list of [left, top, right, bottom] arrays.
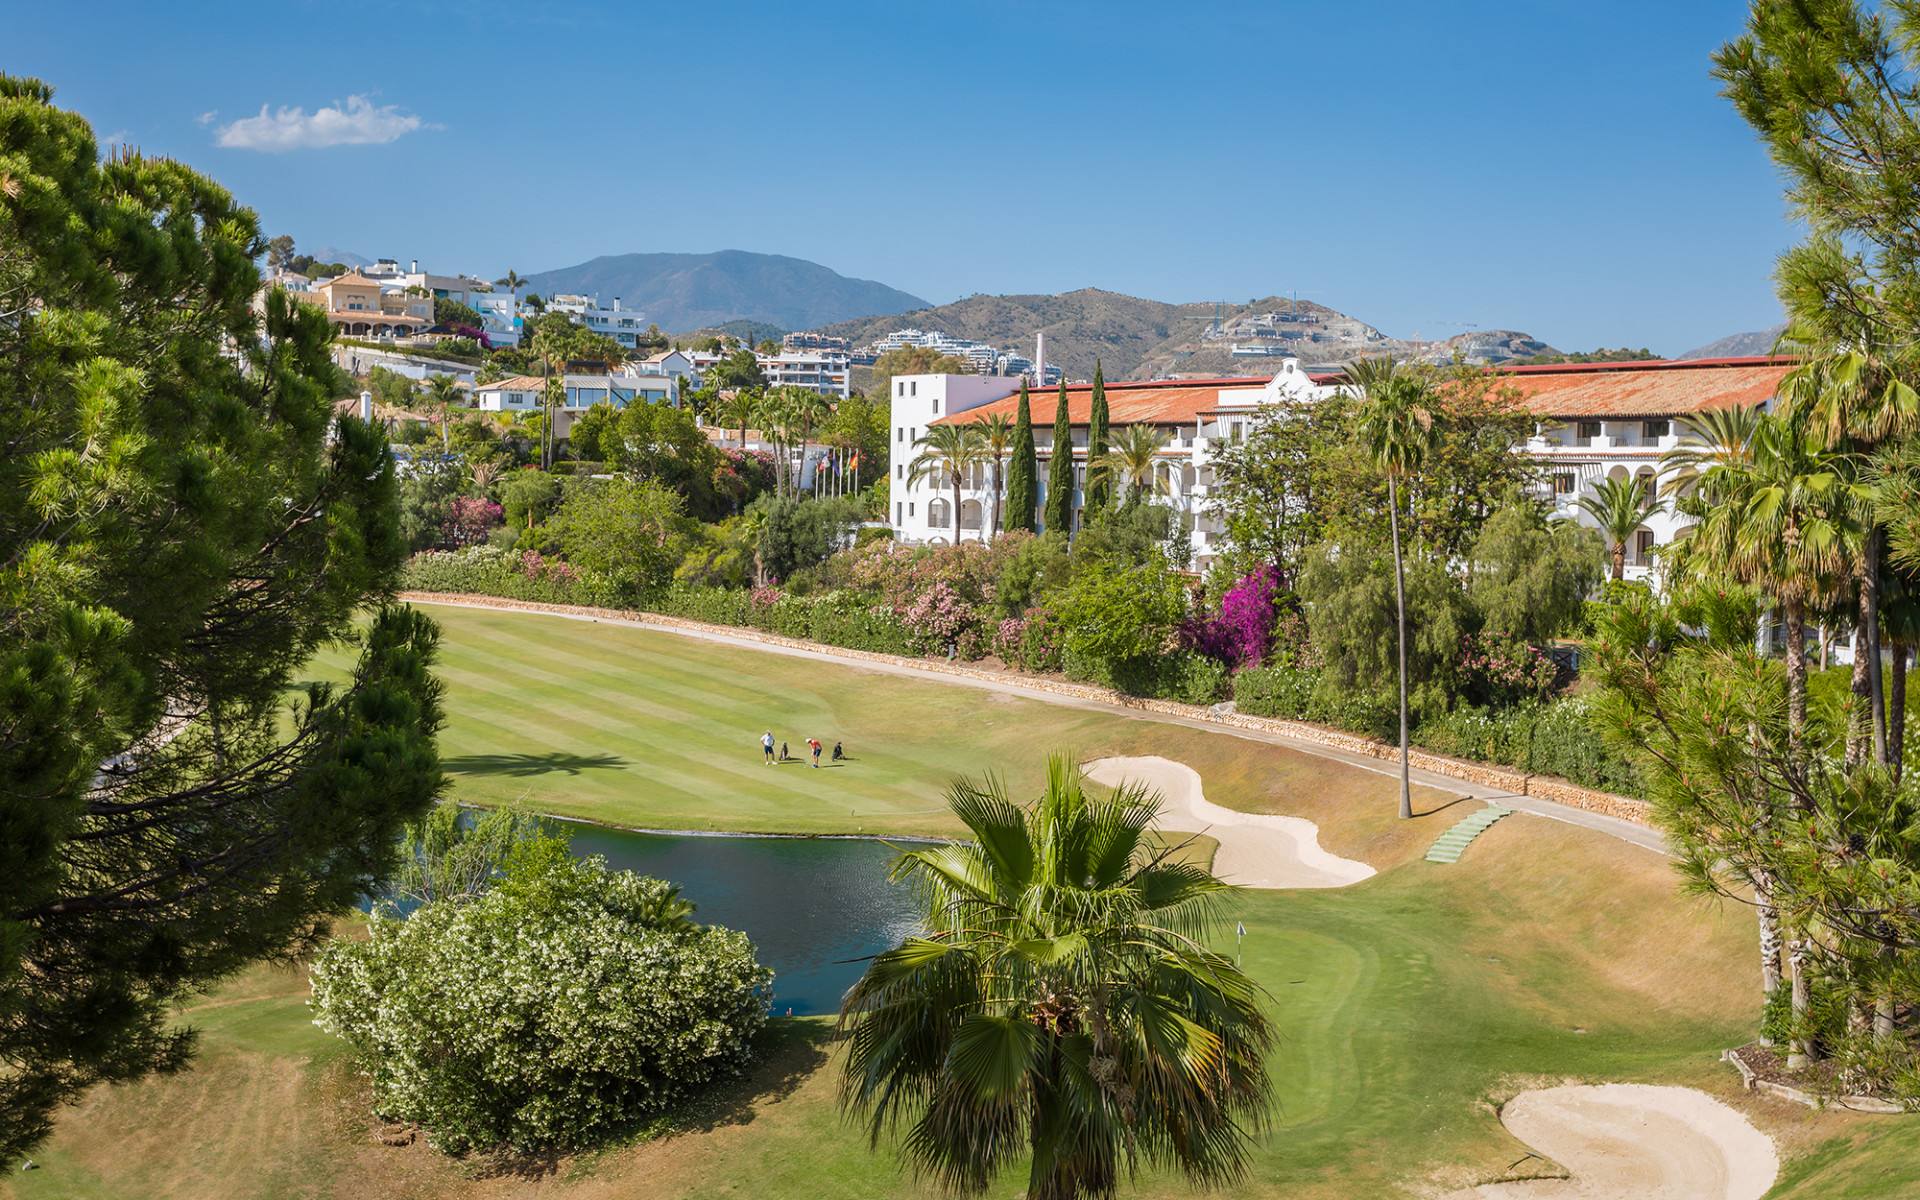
[[1082, 756, 1374, 889], [1455, 1084, 1778, 1200]]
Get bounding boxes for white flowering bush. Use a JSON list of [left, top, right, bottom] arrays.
[[310, 853, 772, 1154]]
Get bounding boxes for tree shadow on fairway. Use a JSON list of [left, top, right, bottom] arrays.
[[667, 1018, 830, 1136], [443, 751, 630, 777], [452, 1021, 829, 1183]]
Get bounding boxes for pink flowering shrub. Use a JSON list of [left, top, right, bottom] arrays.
[[435, 496, 503, 549], [1457, 631, 1558, 707], [899, 582, 986, 657], [518, 550, 580, 586]]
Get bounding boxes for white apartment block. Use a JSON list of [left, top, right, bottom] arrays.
[[688, 348, 852, 398], [547, 294, 652, 349], [889, 356, 1793, 579]]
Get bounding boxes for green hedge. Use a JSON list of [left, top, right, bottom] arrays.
[[1064, 649, 1229, 706], [402, 546, 622, 607], [1413, 698, 1640, 797]]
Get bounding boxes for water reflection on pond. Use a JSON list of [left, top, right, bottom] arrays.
[[563, 824, 927, 1016]]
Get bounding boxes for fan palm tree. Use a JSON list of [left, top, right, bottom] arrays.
[[493, 268, 524, 292], [909, 423, 988, 545], [1347, 356, 1437, 821], [1091, 424, 1172, 507], [425, 373, 463, 453], [1776, 318, 1920, 765], [978, 413, 1017, 538], [838, 755, 1273, 1200], [1575, 474, 1667, 582], [717, 388, 758, 450]]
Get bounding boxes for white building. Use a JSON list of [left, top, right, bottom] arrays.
[[473, 374, 545, 412], [547, 294, 652, 349], [891, 355, 1795, 577], [761, 349, 852, 398]]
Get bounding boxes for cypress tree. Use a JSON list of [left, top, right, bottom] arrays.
[[1044, 380, 1075, 537], [1084, 360, 1110, 518], [1006, 381, 1038, 532]]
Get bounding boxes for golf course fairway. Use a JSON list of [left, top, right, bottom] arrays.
[[6, 603, 1913, 1200]]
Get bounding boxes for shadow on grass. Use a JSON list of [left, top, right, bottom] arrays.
[[443, 752, 630, 777], [468, 1018, 831, 1183]]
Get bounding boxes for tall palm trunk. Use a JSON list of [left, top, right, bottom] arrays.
[[1788, 938, 1814, 1068], [1892, 642, 1909, 784], [992, 455, 1004, 540], [1849, 619, 1873, 768], [1611, 538, 1626, 581], [1864, 527, 1889, 765], [952, 470, 962, 545], [1388, 473, 1412, 821], [1756, 868, 1783, 1043], [1785, 599, 1808, 753]]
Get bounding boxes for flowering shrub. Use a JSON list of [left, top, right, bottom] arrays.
[[402, 545, 618, 606], [899, 581, 986, 657], [1186, 565, 1285, 666], [1457, 631, 1558, 708], [438, 497, 503, 549], [842, 535, 1027, 609], [310, 854, 770, 1154]]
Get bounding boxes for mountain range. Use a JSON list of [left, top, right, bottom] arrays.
[[1677, 322, 1787, 359], [519, 251, 928, 334], [810, 291, 1562, 382]]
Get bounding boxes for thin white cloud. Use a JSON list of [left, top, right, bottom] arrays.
[[195, 110, 218, 126], [215, 95, 428, 152]]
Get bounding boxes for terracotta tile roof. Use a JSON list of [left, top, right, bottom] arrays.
[[932, 358, 1794, 429], [935, 378, 1276, 429], [1485, 357, 1793, 419]]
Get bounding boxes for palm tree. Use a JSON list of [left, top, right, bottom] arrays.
[[909, 424, 987, 545], [494, 269, 524, 292], [425, 373, 463, 453], [1091, 424, 1172, 507], [717, 388, 758, 450], [1675, 412, 1859, 1060], [977, 413, 1016, 538], [838, 755, 1273, 1200], [1348, 356, 1438, 822], [1575, 474, 1667, 582], [1776, 321, 1920, 766]]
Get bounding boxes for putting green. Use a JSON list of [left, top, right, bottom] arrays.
[[6, 603, 1904, 1200]]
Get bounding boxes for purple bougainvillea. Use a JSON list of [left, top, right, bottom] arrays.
[[1186, 565, 1286, 667]]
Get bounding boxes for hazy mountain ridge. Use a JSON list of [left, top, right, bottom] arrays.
[[521, 251, 928, 334], [1678, 322, 1788, 359], [811, 291, 1559, 382]]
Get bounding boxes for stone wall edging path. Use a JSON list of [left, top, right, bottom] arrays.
[[399, 591, 1667, 855]]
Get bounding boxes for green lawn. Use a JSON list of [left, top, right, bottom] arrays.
[[8, 603, 1912, 1200]]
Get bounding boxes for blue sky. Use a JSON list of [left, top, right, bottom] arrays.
[[11, 1, 1789, 352]]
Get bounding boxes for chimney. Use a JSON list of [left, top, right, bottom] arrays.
[[613, 296, 621, 311], [359, 390, 372, 421], [410, 259, 418, 274]]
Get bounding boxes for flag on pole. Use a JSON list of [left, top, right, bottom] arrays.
[[1237, 921, 1246, 936]]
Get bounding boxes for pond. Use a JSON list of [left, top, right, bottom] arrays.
[[562, 823, 928, 1016]]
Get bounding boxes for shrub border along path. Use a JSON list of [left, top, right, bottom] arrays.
[[400, 592, 1667, 855]]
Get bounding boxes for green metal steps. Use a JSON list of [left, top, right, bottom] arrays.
[[1425, 805, 1514, 864]]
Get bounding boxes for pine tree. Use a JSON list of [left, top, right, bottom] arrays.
[[0, 76, 445, 1165], [1006, 381, 1038, 532], [1084, 360, 1111, 518], [1044, 380, 1075, 536]]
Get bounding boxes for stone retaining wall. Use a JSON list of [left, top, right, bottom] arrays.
[[403, 590, 1653, 827]]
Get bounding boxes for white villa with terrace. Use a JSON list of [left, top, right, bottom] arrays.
[[888, 355, 1793, 579]]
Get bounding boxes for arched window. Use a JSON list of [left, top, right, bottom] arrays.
[[927, 497, 951, 529], [960, 500, 984, 531]]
